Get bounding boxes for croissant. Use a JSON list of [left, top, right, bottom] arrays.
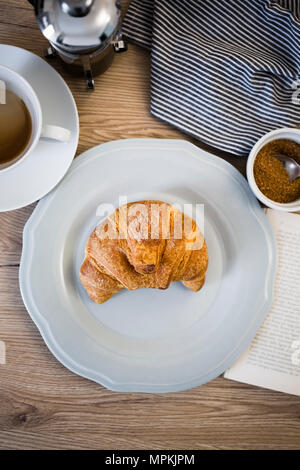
[[80, 201, 208, 304]]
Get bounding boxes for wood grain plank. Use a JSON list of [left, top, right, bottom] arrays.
[[0, 267, 300, 450], [0, 0, 299, 451], [0, 204, 35, 265], [0, 4, 37, 29], [2, 0, 32, 9]]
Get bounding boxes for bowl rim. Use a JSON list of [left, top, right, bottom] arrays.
[[246, 127, 300, 212]]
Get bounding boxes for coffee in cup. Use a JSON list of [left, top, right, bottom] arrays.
[[0, 89, 32, 165]]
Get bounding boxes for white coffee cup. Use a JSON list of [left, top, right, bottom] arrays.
[[0, 64, 71, 172]]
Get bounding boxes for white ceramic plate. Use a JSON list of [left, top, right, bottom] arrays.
[[19, 139, 277, 393], [0, 45, 79, 212]]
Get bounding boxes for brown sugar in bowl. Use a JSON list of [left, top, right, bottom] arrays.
[[253, 139, 300, 203], [247, 128, 300, 212]]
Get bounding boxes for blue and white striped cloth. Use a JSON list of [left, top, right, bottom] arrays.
[[123, 0, 300, 155]]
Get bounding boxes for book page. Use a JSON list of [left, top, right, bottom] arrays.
[[224, 209, 300, 396]]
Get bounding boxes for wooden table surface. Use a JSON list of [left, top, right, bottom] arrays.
[[0, 0, 300, 451]]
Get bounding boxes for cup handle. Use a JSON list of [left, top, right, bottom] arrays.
[[41, 125, 71, 143]]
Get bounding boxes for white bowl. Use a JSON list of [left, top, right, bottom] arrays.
[[247, 128, 300, 212]]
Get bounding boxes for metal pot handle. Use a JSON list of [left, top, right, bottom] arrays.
[[81, 56, 95, 90]]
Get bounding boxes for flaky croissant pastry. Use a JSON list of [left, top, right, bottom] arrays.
[[80, 201, 208, 304]]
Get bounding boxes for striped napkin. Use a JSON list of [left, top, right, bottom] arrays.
[[123, 0, 300, 155]]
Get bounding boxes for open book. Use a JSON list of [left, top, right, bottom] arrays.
[[225, 209, 300, 396]]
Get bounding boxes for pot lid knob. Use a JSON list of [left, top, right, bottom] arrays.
[[60, 0, 94, 17], [36, 0, 121, 51]]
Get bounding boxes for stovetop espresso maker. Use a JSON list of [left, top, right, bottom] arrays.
[[28, 0, 127, 89]]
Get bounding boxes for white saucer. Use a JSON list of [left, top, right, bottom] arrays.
[[0, 45, 79, 212], [20, 139, 277, 393]]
